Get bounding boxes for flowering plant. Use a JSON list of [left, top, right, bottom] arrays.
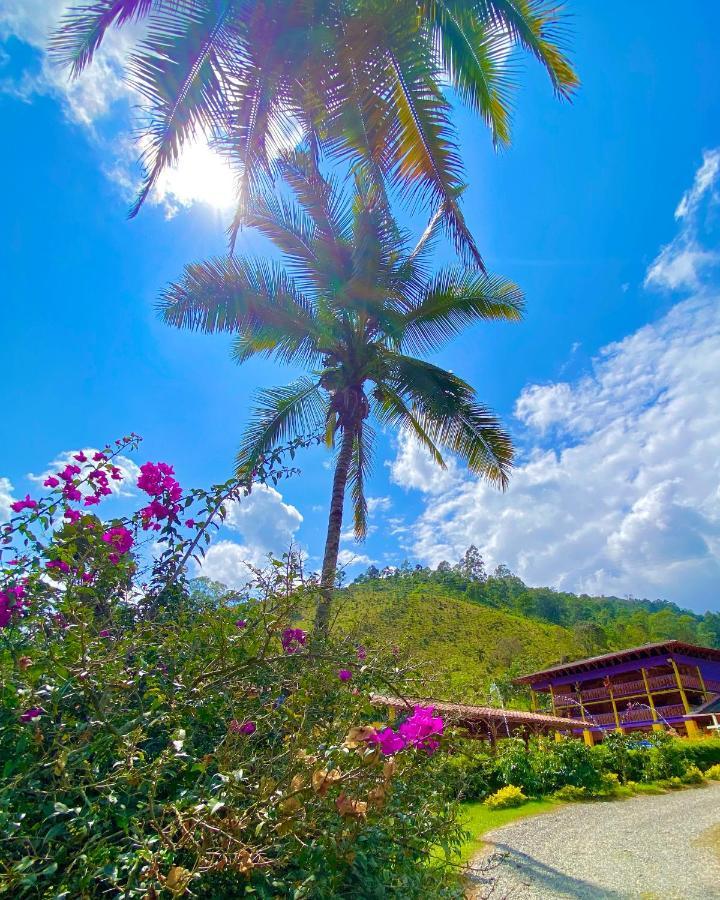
[[0, 437, 462, 898]]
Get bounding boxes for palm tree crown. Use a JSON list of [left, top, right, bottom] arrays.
[[159, 151, 523, 631], [52, 0, 577, 264]]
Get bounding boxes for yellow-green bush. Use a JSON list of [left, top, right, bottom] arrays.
[[484, 785, 527, 810], [704, 763, 720, 780], [681, 764, 705, 785], [553, 784, 589, 802]]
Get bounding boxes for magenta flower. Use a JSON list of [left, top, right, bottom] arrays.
[[73, 451, 88, 462], [63, 486, 82, 503], [357, 646, 367, 661], [92, 451, 107, 462], [185, 518, 196, 528], [230, 719, 256, 735], [46, 560, 70, 574], [235, 619, 247, 629], [338, 669, 352, 682], [81, 572, 94, 583], [368, 727, 407, 756], [102, 526, 133, 555], [20, 707, 44, 722], [59, 464, 81, 481], [98, 629, 111, 638], [281, 627, 307, 654], [44, 476, 60, 488], [11, 495, 37, 513], [84, 495, 100, 507], [64, 508, 81, 523]]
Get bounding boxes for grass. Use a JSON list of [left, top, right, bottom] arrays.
[[456, 798, 562, 865]]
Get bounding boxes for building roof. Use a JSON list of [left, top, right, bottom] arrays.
[[514, 641, 720, 685], [370, 694, 580, 729], [687, 694, 720, 718]]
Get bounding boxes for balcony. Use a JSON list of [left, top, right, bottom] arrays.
[[553, 672, 718, 709], [561, 704, 687, 729]]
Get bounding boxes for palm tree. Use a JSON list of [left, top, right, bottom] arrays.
[[52, 0, 577, 264], [159, 151, 523, 632]]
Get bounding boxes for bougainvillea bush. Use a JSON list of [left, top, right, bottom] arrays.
[[0, 438, 463, 898]]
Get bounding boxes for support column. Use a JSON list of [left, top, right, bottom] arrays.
[[641, 667, 664, 732], [607, 677, 624, 733], [530, 688, 538, 712], [583, 729, 595, 747], [548, 683, 558, 716], [696, 665, 711, 702], [668, 657, 700, 738]]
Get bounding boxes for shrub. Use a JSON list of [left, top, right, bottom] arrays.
[[705, 764, 720, 780], [496, 738, 540, 796], [680, 738, 720, 770], [533, 738, 603, 795], [681, 764, 705, 785], [440, 748, 500, 802], [0, 437, 464, 899], [484, 785, 527, 810], [553, 785, 590, 802]]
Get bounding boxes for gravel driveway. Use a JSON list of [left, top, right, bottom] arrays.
[[468, 782, 720, 899]]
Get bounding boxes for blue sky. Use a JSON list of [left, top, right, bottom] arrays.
[[1, 1, 719, 611]]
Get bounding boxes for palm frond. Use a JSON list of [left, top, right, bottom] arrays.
[[372, 383, 446, 468], [236, 378, 326, 474], [126, 0, 240, 216], [428, 0, 515, 146], [50, 0, 155, 77], [400, 269, 524, 352], [383, 352, 513, 486], [158, 256, 318, 342], [347, 423, 374, 540], [470, 0, 578, 98]]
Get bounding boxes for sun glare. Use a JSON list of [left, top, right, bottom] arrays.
[[153, 140, 237, 215]]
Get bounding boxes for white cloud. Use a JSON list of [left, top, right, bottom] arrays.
[[27, 449, 141, 498], [223, 483, 302, 548], [645, 149, 720, 292], [366, 495, 392, 514], [337, 549, 374, 568], [392, 152, 720, 611], [197, 540, 257, 589], [196, 485, 304, 586], [0, 477, 16, 522]]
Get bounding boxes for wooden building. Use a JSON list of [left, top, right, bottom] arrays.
[[514, 640, 720, 743], [371, 694, 579, 746]]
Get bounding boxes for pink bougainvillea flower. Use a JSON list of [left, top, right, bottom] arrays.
[[64, 508, 81, 523], [81, 572, 94, 583], [11, 495, 38, 513], [110, 466, 123, 481], [92, 451, 107, 462], [46, 560, 70, 574], [73, 451, 88, 462], [229, 719, 256, 735], [20, 707, 44, 722], [281, 627, 307, 654], [84, 495, 101, 507], [185, 519, 196, 528], [102, 526, 133, 555], [63, 486, 82, 503], [59, 464, 81, 481], [338, 669, 352, 682], [98, 629, 111, 638], [235, 619, 247, 629], [368, 727, 407, 756], [398, 706, 444, 754], [44, 476, 60, 488]]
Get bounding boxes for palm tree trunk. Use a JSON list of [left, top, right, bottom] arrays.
[[315, 423, 355, 635]]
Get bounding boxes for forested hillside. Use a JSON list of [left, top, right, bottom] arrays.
[[339, 548, 720, 703]]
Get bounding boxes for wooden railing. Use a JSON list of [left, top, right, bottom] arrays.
[[564, 704, 687, 728], [554, 672, 719, 709]]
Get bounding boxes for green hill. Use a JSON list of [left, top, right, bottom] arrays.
[[333, 561, 720, 704], [334, 577, 577, 703]]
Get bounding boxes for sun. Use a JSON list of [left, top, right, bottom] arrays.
[[153, 139, 237, 214]]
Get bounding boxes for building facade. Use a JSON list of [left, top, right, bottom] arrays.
[[515, 641, 720, 744]]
